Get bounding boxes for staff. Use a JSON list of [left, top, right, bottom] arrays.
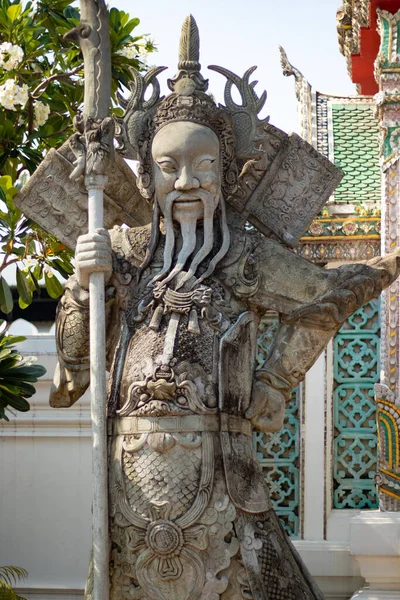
[[69, 2, 112, 598]]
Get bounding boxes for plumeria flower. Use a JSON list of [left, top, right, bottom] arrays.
[[33, 101, 50, 127], [0, 79, 28, 111], [0, 42, 24, 71], [117, 43, 137, 59], [118, 37, 153, 63]]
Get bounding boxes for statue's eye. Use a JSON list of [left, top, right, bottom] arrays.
[[158, 161, 176, 173], [197, 158, 215, 170]]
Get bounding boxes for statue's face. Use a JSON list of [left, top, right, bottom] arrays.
[[151, 121, 221, 222]]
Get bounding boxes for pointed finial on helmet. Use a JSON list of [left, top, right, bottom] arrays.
[[178, 14, 200, 70], [168, 15, 209, 94]]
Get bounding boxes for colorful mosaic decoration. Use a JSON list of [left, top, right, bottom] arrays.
[[297, 240, 381, 263], [331, 104, 381, 204], [375, 10, 400, 167], [316, 94, 329, 158], [302, 95, 382, 264], [333, 299, 380, 509], [302, 217, 380, 239], [375, 383, 400, 511], [380, 162, 400, 396], [298, 217, 381, 263], [255, 316, 300, 536], [337, 0, 370, 81]]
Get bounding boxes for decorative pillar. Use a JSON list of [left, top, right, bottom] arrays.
[[373, 7, 400, 510], [374, 384, 400, 511], [350, 7, 400, 599]]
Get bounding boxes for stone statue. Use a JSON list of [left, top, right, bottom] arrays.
[[21, 14, 400, 600]]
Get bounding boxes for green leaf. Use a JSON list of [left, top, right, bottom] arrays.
[[51, 258, 73, 279], [16, 266, 32, 306], [7, 4, 22, 22], [28, 270, 40, 294], [18, 297, 30, 309], [0, 566, 28, 587], [45, 272, 63, 298], [3, 335, 26, 345], [19, 363, 46, 378], [0, 277, 14, 314], [0, 382, 23, 395], [0, 348, 12, 359]]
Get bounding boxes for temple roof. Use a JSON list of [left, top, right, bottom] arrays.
[[329, 103, 380, 203], [337, 0, 400, 94], [298, 94, 381, 264]]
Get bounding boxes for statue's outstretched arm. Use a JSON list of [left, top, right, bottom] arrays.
[[247, 237, 400, 431]]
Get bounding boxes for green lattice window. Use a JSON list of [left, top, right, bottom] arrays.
[[255, 316, 300, 536], [333, 299, 380, 508]]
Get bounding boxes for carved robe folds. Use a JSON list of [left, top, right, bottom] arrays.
[[51, 224, 400, 600]]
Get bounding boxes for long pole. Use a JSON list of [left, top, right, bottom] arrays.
[[88, 181, 109, 600], [74, 2, 112, 598]]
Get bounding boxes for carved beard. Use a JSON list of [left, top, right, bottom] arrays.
[[146, 188, 230, 290]]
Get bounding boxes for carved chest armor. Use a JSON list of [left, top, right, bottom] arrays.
[[117, 314, 219, 418]]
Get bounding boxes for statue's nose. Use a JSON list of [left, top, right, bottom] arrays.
[[175, 166, 200, 191]]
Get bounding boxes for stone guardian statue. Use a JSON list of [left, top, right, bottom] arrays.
[[24, 14, 400, 600]]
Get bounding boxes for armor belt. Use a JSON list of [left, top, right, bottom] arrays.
[[108, 413, 252, 437]]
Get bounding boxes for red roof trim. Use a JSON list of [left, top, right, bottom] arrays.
[[351, 0, 400, 94]]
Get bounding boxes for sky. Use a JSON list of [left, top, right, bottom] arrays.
[[114, 0, 357, 133]]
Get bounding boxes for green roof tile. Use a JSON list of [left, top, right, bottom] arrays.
[[332, 104, 380, 204]]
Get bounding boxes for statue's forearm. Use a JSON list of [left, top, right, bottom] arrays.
[[50, 277, 90, 407], [49, 276, 115, 407], [256, 323, 334, 397], [56, 278, 90, 363]]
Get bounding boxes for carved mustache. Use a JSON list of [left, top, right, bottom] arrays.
[[151, 188, 218, 286]]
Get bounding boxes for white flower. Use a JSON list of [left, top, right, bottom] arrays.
[[0, 79, 28, 111], [137, 41, 149, 56], [118, 37, 152, 64], [117, 43, 137, 59], [0, 42, 24, 71], [33, 100, 50, 127]]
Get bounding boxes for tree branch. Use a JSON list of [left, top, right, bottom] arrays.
[[0, 256, 21, 272], [31, 65, 84, 98], [38, 125, 72, 140]]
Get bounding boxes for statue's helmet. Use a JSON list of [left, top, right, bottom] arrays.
[[116, 15, 269, 200]]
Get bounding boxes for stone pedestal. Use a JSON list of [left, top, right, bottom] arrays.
[[349, 511, 400, 599]]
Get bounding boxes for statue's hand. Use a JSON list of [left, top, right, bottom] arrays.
[[75, 228, 112, 289], [245, 379, 286, 433]]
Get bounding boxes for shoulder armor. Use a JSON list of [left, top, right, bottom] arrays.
[[109, 224, 152, 271]]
